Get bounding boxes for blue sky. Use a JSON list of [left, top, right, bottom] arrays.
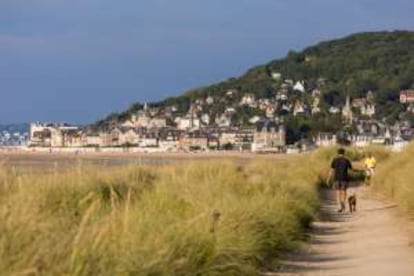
[[0, 0, 413, 124]]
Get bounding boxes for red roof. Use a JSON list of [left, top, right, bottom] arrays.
[[400, 90, 414, 103]]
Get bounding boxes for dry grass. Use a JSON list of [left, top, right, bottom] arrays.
[[373, 143, 414, 216], [0, 155, 326, 276]]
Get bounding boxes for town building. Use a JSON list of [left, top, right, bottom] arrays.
[[400, 90, 414, 103], [252, 120, 285, 152]]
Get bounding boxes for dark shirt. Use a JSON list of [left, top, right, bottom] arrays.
[[331, 156, 352, 181]]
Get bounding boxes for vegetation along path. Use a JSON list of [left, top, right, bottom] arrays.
[[271, 185, 414, 276]]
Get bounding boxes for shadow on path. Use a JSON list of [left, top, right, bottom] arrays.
[[265, 183, 414, 276]]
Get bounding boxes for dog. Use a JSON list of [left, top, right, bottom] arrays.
[[348, 193, 357, 213]]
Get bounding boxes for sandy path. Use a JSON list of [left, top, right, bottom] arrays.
[[271, 185, 414, 276]]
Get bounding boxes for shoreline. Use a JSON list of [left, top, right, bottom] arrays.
[[0, 149, 294, 170]]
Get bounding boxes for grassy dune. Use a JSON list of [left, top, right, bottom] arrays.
[[373, 143, 414, 216], [0, 155, 328, 276]]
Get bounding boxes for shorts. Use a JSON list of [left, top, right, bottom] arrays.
[[334, 181, 348, 191]]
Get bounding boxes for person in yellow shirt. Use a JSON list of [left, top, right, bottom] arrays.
[[364, 152, 377, 184]]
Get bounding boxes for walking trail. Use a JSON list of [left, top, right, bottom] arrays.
[[270, 185, 414, 276]]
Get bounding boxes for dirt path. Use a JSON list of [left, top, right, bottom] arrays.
[[271, 185, 414, 276]]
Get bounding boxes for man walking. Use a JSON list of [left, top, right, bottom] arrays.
[[328, 148, 353, 213]]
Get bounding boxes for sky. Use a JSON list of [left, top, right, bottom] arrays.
[[0, 0, 413, 124]]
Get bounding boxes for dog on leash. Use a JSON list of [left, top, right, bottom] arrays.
[[348, 193, 357, 213]]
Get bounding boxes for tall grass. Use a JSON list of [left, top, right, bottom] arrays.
[[0, 156, 324, 275], [373, 143, 414, 216]]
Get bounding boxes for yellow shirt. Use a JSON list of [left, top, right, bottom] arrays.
[[364, 157, 377, 169]]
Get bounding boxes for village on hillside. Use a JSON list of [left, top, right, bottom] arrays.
[[11, 77, 413, 154]]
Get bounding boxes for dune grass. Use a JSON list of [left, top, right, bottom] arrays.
[[0, 155, 327, 276], [372, 143, 414, 216]]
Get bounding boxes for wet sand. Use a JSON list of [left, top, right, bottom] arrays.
[[0, 151, 290, 171]]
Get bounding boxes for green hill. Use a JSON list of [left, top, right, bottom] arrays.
[[97, 31, 414, 142]]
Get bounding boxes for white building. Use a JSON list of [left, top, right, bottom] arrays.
[[293, 81, 305, 93], [175, 115, 200, 130], [149, 118, 167, 128], [271, 72, 282, 80], [119, 129, 140, 145], [361, 104, 376, 117], [201, 113, 210, 125], [206, 96, 214, 105], [329, 106, 340, 114], [85, 135, 103, 147], [216, 114, 232, 127], [240, 94, 256, 106]]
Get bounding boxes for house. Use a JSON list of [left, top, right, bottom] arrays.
[[400, 90, 414, 103], [121, 120, 135, 128], [159, 140, 179, 151], [293, 81, 305, 93], [401, 127, 414, 141], [206, 96, 214, 105], [29, 123, 80, 147], [311, 89, 322, 97], [217, 127, 254, 150], [119, 129, 140, 146], [265, 105, 276, 118], [352, 134, 373, 148], [148, 107, 160, 117], [61, 129, 83, 147], [158, 128, 181, 151], [84, 134, 103, 147], [329, 106, 340, 114], [284, 79, 294, 86], [240, 94, 256, 106], [108, 127, 123, 146], [316, 132, 337, 147], [226, 107, 236, 114], [407, 104, 414, 113], [293, 101, 306, 116], [342, 96, 353, 124], [249, 116, 261, 124], [252, 120, 285, 152], [271, 72, 282, 80], [201, 113, 210, 125], [311, 106, 321, 114], [216, 114, 232, 127], [126, 111, 151, 128], [276, 91, 288, 101], [280, 104, 291, 113], [189, 102, 203, 113], [366, 90, 375, 102], [356, 120, 379, 135], [29, 123, 52, 147], [311, 97, 321, 114], [179, 131, 208, 151], [50, 127, 64, 147], [149, 118, 167, 128], [139, 132, 158, 147], [175, 115, 200, 130], [360, 104, 376, 117], [219, 132, 237, 147], [226, 89, 237, 97], [235, 127, 255, 150], [352, 98, 366, 108]]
